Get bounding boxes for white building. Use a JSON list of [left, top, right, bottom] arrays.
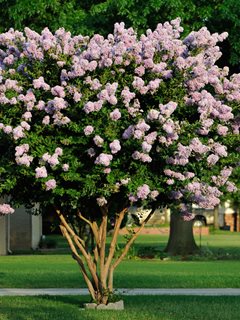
[[0, 206, 42, 255]]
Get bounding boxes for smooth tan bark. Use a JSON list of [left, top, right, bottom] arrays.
[[104, 208, 127, 280], [108, 207, 155, 291], [59, 224, 96, 300], [57, 207, 155, 304], [58, 212, 100, 294]]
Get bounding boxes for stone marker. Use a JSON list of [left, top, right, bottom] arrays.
[[84, 300, 124, 310]]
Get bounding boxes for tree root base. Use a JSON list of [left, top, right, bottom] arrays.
[[84, 300, 124, 310]]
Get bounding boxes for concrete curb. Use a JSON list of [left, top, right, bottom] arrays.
[[1, 288, 240, 296]]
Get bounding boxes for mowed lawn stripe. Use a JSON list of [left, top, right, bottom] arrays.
[[0, 256, 240, 288], [0, 295, 240, 320]]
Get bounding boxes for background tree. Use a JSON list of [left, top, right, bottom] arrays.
[[165, 207, 199, 255], [220, 163, 240, 230], [165, 115, 240, 255], [0, 20, 239, 304]]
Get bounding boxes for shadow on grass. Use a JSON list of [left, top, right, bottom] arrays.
[[0, 295, 88, 320], [1, 295, 240, 320], [39, 294, 89, 306]]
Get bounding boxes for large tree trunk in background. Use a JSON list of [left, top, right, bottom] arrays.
[[214, 205, 219, 229], [165, 213, 199, 255]]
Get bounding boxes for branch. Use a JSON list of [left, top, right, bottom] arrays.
[[57, 210, 100, 292], [104, 208, 127, 275], [111, 207, 156, 271], [59, 224, 96, 300], [57, 210, 85, 246], [99, 205, 108, 287], [77, 211, 101, 272], [77, 211, 99, 244], [93, 245, 99, 271], [73, 234, 100, 289]]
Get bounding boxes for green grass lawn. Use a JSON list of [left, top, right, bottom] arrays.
[[0, 255, 240, 289], [1, 295, 240, 320], [39, 230, 240, 260], [0, 231, 240, 289], [1, 232, 239, 319], [124, 231, 240, 258]]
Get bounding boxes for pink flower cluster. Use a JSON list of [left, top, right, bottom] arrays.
[[132, 151, 152, 163], [217, 125, 228, 136], [96, 197, 107, 206], [109, 140, 121, 154], [95, 153, 113, 166], [33, 77, 50, 91], [190, 138, 209, 154], [35, 166, 48, 178], [137, 184, 151, 199], [129, 184, 159, 202], [83, 101, 103, 114], [110, 108, 121, 121], [167, 144, 192, 166], [182, 213, 195, 221], [15, 154, 33, 167], [84, 125, 94, 136], [159, 102, 177, 117], [0, 204, 14, 215], [45, 179, 57, 191], [180, 204, 195, 221], [15, 144, 33, 167], [62, 163, 69, 171], [164, 169, 186, 181], [41, 148, 63, 167], [93, 135, 104, 147], [212, 167, 233, 187], [121, 86, 136, 106], [184, 182, 222, 209], [15, 144, 29, 156]]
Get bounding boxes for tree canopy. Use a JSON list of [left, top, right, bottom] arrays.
[[0, 19, 239, 216]]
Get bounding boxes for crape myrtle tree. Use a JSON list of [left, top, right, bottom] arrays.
[[0, 19, 239, 304], [1, 0, 239, 254]]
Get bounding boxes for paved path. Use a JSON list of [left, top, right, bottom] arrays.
[[1, 288, 240, 296]]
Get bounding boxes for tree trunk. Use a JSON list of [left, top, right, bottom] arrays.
[[165, 212, 199, 255], [57, 206, 156, 305], [214, 205, 219, 229]]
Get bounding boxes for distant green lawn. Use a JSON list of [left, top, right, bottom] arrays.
[[0, 231, 239, 289], [0, 255, 240, 289], [43, 230, 240, 259], [127, 231, 240, 259], [45, 228, 240, 246], [1, 296, 240, 320]]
